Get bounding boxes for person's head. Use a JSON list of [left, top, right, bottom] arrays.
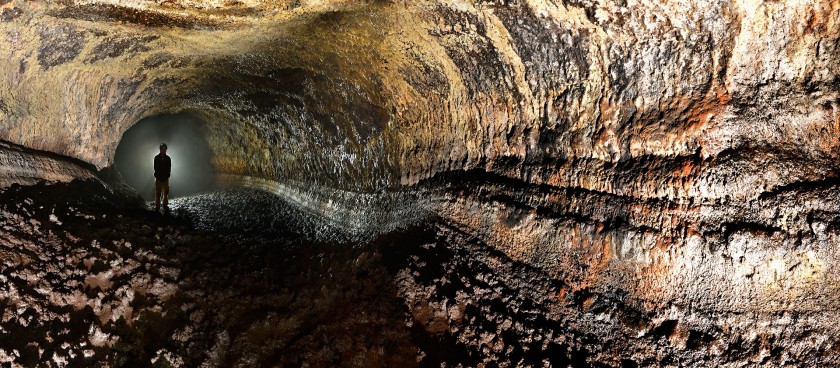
[[159, 143, 167, 154]]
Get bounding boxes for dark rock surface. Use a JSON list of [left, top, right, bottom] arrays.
[[4, 180, 835, 366], [0, 182, 424, 367]]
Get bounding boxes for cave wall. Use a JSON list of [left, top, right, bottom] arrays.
[[2, 1, 838, 193], [0, 141, 96, 189], [1, 0, 840, 364]]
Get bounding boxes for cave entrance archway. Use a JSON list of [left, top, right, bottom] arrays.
[[114, 112, 217, 201]]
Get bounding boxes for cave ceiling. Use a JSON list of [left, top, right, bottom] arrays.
[[0, 0, 832, 193]]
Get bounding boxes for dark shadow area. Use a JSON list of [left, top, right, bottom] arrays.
[[114, 112, 216, 201], [0, 180, 423, 366]]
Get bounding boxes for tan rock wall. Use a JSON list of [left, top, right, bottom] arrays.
[[1, 1, 837, 195]]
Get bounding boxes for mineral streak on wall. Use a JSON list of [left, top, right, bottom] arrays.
[[1, 0, 840, 365]]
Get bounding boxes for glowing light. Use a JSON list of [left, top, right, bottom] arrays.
[[114, 113, 217, 201]]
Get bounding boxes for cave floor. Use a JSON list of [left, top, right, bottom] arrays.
[[3, 180, 796, 367], [0, 180, 437, 367]]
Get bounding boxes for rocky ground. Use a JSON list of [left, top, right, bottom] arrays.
[[0, 180, 428, 367], [2, 179, 838, 367], [2, 178, 610, 368]]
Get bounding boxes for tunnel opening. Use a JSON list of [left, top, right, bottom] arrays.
[[114, 112, 217, 201]]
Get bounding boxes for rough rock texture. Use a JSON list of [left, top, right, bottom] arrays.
[[0, 183, 423, 367], [0, 141, 95, 189], [1, 0, 840, 366]]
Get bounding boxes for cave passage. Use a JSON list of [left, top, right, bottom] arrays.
[[1, 0, 839, 366], [114, 112, 217, 201]]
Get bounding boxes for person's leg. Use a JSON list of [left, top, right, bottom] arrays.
[[163, 180, 169, 209], [154, 180, 162, 211]]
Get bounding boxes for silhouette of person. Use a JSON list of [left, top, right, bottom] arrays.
[[154, 143, 171, 212]]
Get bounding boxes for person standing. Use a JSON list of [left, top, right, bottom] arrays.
[[154, 143, 171, 212]]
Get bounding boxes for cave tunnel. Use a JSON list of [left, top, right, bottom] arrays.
[[114, 112, 217, 201], [0, 0, 839, 367]]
